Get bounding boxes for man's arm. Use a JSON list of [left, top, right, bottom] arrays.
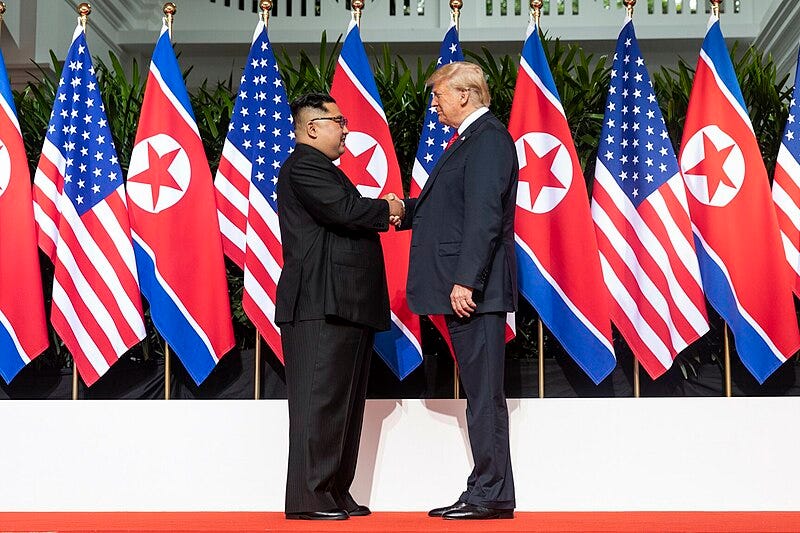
[[454, 128, 515, 292], [290, 157, 394, 232], [394, 198, 417, 231]]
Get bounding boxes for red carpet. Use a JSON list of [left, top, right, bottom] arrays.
[[1, 512, 800, 532]]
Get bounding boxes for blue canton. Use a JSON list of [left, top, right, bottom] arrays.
[[596, 21, 678, 208], [226, 27, 294, 210], [48, 30, 122, 216], [783, 85, 799, 156], [414, 25, 463, 174]]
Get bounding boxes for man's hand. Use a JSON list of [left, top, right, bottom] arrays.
[[382, 192, 405, 226], [450, 283, 476, 318]]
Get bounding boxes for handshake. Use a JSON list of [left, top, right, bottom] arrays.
[[382, 193, 405, 227]]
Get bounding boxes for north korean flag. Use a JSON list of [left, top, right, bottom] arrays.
[[127, 23, 235, 385], [331, 20, 422, 379], [508, 23, 616, 384], [679, 15, 800, 383]]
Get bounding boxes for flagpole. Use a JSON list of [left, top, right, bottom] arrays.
[[537, 318, 545, 399], [69, 2, 93, 401], [352, 0, 363, 25], [621, 0, 640, 398], [624, 0, 635, 17], [449, 0, 462, 400], [163, 2, 176, 39], [531, 0, 541, 26], [709, 0, 730, 397], [530, 0, 545, 403], [723, 323, 732, 397], [451, 0, 462, 29], [250, 1, 273, 401], [162, 2, 176, 401]]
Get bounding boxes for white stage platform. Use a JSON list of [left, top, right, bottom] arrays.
[[1, 398, 797, 512]]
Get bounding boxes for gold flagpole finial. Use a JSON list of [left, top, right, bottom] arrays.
[[163, 2, 177, 38], [450, 0, 462, 29], [623, 0, 636, 18], [260, 0, 272, 25], [710, 0, 721, 18], [530, 0, 542, 26], [78, 3, 91, 28], [352, 0, 363, 26]]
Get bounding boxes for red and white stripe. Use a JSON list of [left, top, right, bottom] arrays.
[[33, 139, 145, 386], [773, 143, 800, 295], [215, 141, 249, 269], [215, 140, 284, 361], [592, 167, 708, 378]]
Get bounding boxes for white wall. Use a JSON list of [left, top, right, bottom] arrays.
[[1, 398, 798, 512]]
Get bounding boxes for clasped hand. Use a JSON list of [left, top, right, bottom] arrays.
[[382, 193, 404, 226]]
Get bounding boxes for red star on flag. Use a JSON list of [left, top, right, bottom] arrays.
[[685, 133, 736, 201], [520, 141, 565, 205], [340, 143, 380, 188], [128, 143, 183, 207]]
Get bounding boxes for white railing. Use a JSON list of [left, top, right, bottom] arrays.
[[182, 0, 769, 44]]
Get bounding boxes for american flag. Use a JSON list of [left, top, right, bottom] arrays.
[[772, 46, 800, 296], [591, 18, 708, 379], [412, 23, 515, 352], [411, 22, 463, 197], [32, 24, 146, 386], [215, 19, 294, 361]]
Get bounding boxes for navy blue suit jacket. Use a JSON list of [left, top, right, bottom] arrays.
[[401, 111, 519, 315]]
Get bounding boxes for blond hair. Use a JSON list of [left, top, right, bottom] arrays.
[[426, 61, 491, 107]]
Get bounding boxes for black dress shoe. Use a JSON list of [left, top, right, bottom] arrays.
[[428, 501, 468, 517], [348, 505, 371, 516], [442, 503, 514, 520], [285, 509, 349, 520]]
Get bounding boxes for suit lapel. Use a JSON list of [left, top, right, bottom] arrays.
[[417, 112, 495, 205]]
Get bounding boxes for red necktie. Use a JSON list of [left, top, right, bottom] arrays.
[[446, 133, 458, 150]]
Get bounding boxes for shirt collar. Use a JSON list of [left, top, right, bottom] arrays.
[[457, 106, 489, 135]]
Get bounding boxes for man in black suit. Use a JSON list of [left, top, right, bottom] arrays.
[[397, 62, 518, 520], [275, 92, 405, 521]]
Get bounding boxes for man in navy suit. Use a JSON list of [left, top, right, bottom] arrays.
[[397, 62, 519, 520], [276, 93, 405, 521]]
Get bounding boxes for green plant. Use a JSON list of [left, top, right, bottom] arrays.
[[277, 31, 341, 97], [11, 34, 796, 383]]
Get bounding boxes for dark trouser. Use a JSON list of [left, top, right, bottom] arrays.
[[447, 312, 515, 509], [281, 317, 373, 514]]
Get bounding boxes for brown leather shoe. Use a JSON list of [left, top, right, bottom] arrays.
[[442, 503, 514, 520], [428, 501, 468, 517]]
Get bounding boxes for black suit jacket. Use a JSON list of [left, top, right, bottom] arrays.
[[401, 111, 519, 315], [275, 143, 391, 331]]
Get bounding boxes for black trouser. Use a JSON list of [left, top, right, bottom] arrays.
[[281, 317, 373, 513], [447, 312, 516, 509]]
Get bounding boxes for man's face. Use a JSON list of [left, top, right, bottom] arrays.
[[306, 103, 349, 159], [430, 80, 465, 129]]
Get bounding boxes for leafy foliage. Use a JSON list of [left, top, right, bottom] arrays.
[[11, 36, 796, 369]]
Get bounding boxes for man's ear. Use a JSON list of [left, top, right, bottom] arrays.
[[305, 120, 318, 139]]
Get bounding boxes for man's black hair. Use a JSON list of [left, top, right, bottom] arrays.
[[290, 92, 336, 124]]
